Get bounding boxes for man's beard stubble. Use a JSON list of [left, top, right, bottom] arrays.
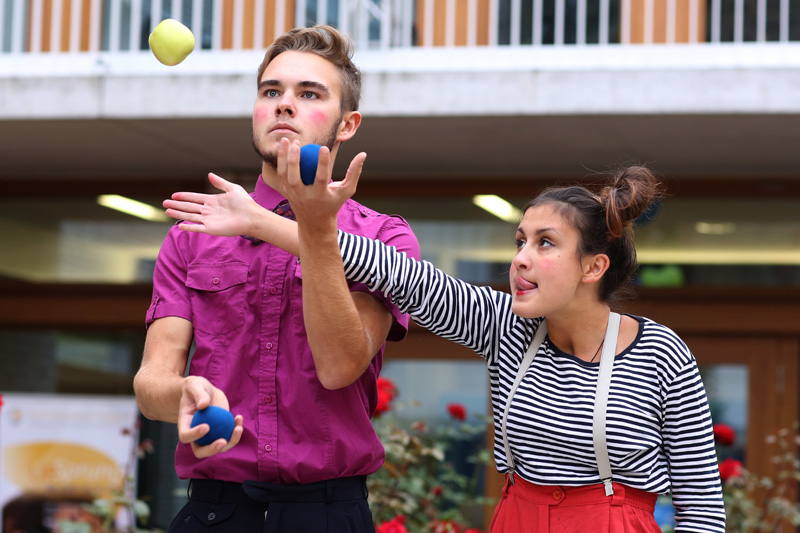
[[252, 117, 342, 170]]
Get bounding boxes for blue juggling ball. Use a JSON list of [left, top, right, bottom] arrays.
[[191, 405, 235, 446], [299, 144, 321, 185]]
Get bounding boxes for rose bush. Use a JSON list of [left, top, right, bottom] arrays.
[[713, 422, 800, 532], [370, 377, 494, 532]]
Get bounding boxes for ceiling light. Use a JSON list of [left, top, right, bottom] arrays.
[[472, 195, 522, 223], [695, 222, 736, 235], [97, 194, 169, 222], [638, 248, 800, 264]]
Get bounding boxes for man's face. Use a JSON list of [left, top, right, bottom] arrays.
[[252, 51, 345, 169]]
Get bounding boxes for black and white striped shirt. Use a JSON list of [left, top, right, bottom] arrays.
[[338, 231, 726, 532]]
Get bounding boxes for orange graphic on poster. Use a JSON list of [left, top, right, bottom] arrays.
[[2, 442, 123, 497]]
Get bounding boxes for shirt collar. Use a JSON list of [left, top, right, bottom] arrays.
[[253, 175, 286, 211]]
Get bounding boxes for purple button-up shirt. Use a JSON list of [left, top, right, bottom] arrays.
[[146, 178, 420, 485]]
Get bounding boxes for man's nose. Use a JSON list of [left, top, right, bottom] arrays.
[[275, 94, 295, 116]]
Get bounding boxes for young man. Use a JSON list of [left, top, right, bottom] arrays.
[[134, 25, 419, 532]]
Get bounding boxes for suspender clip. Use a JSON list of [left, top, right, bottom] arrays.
[[508, 470, 516, 486], [602, 478, 614, 496]]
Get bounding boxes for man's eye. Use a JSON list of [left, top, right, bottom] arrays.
[[265, 89, 279, 97], [301, 91, 318, 99]]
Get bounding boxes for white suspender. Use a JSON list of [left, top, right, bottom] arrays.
[[500, 320, 548, 485], [500, 312, 621, 495], [593, 312, 621, 496]]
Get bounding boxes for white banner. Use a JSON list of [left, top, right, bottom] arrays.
[[0, 393, 139, 531]]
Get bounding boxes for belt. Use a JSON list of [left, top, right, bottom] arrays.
[[188, 476, 369, 505]]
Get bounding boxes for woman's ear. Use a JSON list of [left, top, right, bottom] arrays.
[[581, 253, 610, 284]]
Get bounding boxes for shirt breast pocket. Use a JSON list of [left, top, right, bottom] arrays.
[[186, 262, 249, 336]]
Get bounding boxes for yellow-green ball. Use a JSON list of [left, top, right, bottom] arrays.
[[149, 19, 195, 66]]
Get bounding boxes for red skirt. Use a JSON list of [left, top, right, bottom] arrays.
[[489, 475, 662, 533]]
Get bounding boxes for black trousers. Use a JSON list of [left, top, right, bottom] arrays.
[[168, 477, 376, 533]]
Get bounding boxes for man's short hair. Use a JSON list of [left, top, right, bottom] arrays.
[[258, 25, 362, 113]]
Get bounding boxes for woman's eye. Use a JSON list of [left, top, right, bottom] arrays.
[[515, 239, 525, 249], [540, 238, 553, 247]]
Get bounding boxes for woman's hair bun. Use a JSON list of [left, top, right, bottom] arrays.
[[599, 165, 661, 239]]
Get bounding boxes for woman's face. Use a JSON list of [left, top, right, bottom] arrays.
[[509, 204, 589, 319]]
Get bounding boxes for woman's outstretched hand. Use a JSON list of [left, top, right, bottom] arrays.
[[164, 173, 259, 237]]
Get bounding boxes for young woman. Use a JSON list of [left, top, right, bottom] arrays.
[[164, 139, 726, 532]]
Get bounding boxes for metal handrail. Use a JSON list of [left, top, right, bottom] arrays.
[[1, 0, 796, 55]]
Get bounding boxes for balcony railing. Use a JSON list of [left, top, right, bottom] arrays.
[[1, 0, 798, 56]]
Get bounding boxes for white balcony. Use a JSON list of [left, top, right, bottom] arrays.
[[5, 0, 800, 52], [1, 0, 799, 181]]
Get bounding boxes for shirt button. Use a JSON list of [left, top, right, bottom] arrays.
[[264, 395, 272, 404], [212, 277, 220, 285], [552, 488, 562, 500], [265, 342, 273, 350], [264, 444, 272, 452], [208, 512, 216, 521], [269, 287, 277, 295]]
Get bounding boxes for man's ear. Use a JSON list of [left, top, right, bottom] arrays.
[[336, 111, 362, 142], [582, 253, 610, 284]]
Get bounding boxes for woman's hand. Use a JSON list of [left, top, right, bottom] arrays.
[[164, 173, 260, 237]]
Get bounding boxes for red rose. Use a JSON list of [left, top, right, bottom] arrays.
[[377, 377, 397, 400], [447, 403, 467, 421], [374, 390, 392, 417], [718, 458, 743, 481], [713, 424, 736, 446], [376, 516, 408, 533], [374, 377, 400, 417], [432, 485, 444, 496]]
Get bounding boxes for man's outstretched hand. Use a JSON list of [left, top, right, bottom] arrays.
[[278, 138, 366, 232]]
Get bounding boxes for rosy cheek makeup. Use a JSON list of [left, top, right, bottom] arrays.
[[309, 110, 328, 125], [253, 106, 271, 122]]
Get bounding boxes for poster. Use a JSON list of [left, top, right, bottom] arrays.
[[0, 393, 139, 532]]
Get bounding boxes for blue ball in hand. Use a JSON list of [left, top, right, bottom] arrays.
[[191, 405, 235, 446], [299, 144, 321, 185]]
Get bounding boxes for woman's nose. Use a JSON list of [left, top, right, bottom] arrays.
[[511, 249, 530, 270]]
